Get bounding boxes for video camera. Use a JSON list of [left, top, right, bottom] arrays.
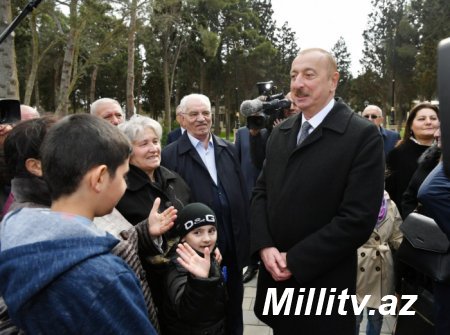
[[0, 99, 21, 124], [240, 81, 291, 130]]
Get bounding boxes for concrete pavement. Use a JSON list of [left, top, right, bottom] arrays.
[[242, 269, 396, 335]]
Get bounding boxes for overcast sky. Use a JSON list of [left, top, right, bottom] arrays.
[[270, 0, 374, 75]]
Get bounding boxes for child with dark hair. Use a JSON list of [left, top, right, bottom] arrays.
[[162, 202, 227, 335], [0, 117, 58, 334], [0, 114, 159, 334]]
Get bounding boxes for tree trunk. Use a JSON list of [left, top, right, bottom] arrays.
[[163, 55, 171, 131], [213, 95, 221, 136], [89, 65, 98, 104], [126, 0, 137, 119], [24, 11, 39, 105], [0, 0, 20, 99], [35, 70, 40, 111], [56, 0, 78, 116], [136, 65, 143, 114], [54, 65, 59, 111]]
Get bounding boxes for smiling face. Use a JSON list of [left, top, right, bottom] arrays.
[[93, 101, 124, 126], [290, 49, 339, 118], [181, 98, 212, 142], [410, 108, 440, 143], [182, 224, 217, 254], [130, 127, 161, 178]]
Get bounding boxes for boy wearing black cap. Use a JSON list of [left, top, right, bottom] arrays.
[[161, 202, 227, 335]]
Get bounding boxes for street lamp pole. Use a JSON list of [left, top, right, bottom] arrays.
[[390, 28, 396, 126], [233, 49, 248, 132], [235, 87, 240, 129], [390, 79, 395, 125]]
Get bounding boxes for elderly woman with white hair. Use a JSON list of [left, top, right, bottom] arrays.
[[116, 115, 191, 309]]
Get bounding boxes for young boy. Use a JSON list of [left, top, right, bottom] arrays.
[[161, 202, 227, 335], [0, 114, 158, 334]]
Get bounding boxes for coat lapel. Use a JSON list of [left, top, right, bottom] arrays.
[[279, 99, 353, 152], [177, 132, 208, 171]]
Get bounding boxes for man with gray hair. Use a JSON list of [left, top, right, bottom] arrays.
[[362, 104, 400, 156], [162, 93, 249, 335], [20, 105, 40, 121], [166, 105, 185, 145], [250, 48, 384, 334], [90, 98, 124, 126]]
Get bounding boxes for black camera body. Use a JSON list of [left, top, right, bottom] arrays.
[[247, 81, 290, 130], [0, 99, 21, 124]]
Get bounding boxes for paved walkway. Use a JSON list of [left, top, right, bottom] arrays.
[[242, 269, 396, 335]]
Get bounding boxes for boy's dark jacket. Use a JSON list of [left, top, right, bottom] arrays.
[[161, 243, 227, 335]]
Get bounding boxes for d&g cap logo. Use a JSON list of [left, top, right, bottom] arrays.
[[184, 214, 215, 230]]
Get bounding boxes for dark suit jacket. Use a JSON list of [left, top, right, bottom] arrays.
[[235, 127, 263, 199], [380, 126, 400, 156], [250, 99, 385, 333], [161, 132, 250, 269], [166, 128, 182, 145]]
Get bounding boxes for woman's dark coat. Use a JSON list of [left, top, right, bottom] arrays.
[[116, 164, 191, 226]]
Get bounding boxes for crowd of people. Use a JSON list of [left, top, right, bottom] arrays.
[[0, 48, 448, 335]]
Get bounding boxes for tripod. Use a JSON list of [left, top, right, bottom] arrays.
[[0, 0, 43, 45]]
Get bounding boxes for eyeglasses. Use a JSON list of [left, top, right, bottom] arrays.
[[363, 114, 381, 120], [183, 111, 211, 118]]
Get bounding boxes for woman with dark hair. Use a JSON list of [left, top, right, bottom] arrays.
[[0, 116, 57, 335], [3, 116, 58, 212], [1, 116, 176, 333], [385, 102, 439, 218]]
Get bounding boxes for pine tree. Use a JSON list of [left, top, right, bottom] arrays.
[[332, 37, 352, 102]]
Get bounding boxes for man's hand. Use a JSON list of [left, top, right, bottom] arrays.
[[272, 118, 283, 127], [260, 247, 292, 281], [147, 197, 177, 237], [214, 247, 222, 265], [177, 242, 211, 278], [249, 128, 261, 136], [0, 124, 13, 146]]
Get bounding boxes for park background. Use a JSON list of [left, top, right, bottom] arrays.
[[1, 0, 449, 142]]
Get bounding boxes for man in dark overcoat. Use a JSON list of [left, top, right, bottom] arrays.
[[362, 104, 400, 156], [250, 48, 385, 334], [161, 93, 250, 335]]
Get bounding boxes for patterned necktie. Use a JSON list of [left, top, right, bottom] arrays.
[[297, 121, 312, 145]]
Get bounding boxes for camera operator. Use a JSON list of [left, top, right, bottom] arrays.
[[240, 91, 300, 170], [237, 89, 299, 283], [272, 92, 300, 127]]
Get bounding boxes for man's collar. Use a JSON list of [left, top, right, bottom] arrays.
[[301, 98, 335, 129], [279, 98, 351, 135], [187, 132, 213, 149]]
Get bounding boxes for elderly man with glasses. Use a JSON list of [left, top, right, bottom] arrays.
[[161, 93, 250, 335], [362, 105, 400, 156]]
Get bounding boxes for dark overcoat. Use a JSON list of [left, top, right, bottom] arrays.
[[251, 99, 385, 334], [166, 127, 182, 145], [161, 132, 250, 270], [235, 126, 262, 199]]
